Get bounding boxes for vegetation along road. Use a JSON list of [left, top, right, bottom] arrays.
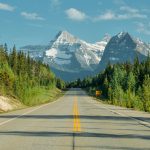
[[0, 88, 150, 150]]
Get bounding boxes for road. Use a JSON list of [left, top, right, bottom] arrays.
[[0, 88, 150, 150]]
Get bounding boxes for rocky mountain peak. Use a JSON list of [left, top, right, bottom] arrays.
[[117, 32, 129, 38], [54, 30, 78, 44], [102, 33, 111, 42], [109, 32, 134, 46], [20, 31, 150, 81]]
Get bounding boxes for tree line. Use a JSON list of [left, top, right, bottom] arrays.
[[68, 56, 150, 112], [0, 44, 65, 105]]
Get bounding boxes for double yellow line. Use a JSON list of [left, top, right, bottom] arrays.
[[73, 97, 81, 132]]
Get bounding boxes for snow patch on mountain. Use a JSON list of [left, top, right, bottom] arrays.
[[20, 31, 150, 81], [54, 31, 79, 44], [43, 31, 110, 72], [134, 38, 150, 56], [117, 32, 127, 38], [98, 31, 150, 73], [46, 48, 57, 58]]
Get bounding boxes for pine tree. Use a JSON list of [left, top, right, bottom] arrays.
[[144, 54, 150, 75], [142, 75, 150, 111], [4, 43, 9, 61], [77, 78, 81, 87], [10, 45, 17, 74], [103, 75, 109, 97], [0, 46, 7, 63], [126, 71, 136, 92]]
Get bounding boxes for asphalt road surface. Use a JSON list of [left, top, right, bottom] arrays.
[[0, 88, 150, 150]]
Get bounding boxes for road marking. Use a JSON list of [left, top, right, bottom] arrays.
[[0, 98, 62, 126], [108, 107, 150, 128], [73, 97, 81, 132], [92, 100, 150, 128]]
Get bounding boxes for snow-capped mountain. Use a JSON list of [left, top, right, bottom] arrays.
[[134, 38, 150, 56], [20, 45, 49, 60], [20, 31, 150, 81], [43, 31, 110, 72], [97, 32, 150, 72]]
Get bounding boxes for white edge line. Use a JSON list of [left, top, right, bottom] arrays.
[[0, 98, 62, 126], [93, 100, 150, 128]]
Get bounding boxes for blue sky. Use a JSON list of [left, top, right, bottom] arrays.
[[0, 0, 150, 48]]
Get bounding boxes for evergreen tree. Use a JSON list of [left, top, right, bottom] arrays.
[[10, 45, 17, 74], [0, 44, 65, 105], [142, 75, 150, 111], [4, 43, 8, 61], [126, 71, 136, 92]]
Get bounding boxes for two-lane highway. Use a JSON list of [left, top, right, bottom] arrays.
[[0, 88, 150, 150]]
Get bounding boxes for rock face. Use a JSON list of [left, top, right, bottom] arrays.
[[43, 31, 110, 73], [96, 32, 149, 72], [0, 96, 23, 112]]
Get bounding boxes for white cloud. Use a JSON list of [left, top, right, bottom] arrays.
[[94, 6, 147, 21], [130, 13, 147, 19], [94, 11, 116, 21], [21, 12, 45, 21], [120, 6, 147, 19], [65, 8, 87, 21], [136, 22, 150, 35], [0, 2, 15, 11]]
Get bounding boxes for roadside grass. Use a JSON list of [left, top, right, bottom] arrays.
[[85, 89, 144, 111], [22, 87, 64, 106], [0, 87, 65, 113]]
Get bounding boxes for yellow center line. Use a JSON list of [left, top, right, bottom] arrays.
[[73, 97, 81, 132]]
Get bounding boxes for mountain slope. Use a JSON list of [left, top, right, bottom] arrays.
[[20, 45, 49, 60], [20, 31, 150, 81], [43, 31, 110, 73], [96, 32, 149, 72]]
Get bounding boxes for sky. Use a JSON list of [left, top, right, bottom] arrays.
[[0, 0, 150, 48]]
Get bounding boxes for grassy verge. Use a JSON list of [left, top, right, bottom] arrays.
[[21, 87, 64, 106], [0, 87, 65, 113]]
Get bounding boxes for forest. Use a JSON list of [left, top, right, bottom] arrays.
[[1, 43, 150, 112], [68, 56, 150, 112], [0, 44, 65, 106]]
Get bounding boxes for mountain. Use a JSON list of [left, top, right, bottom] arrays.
[[134, 38, 150, 56], [20, 45, 49, 60], [20, 31, 150, 81], [96, 32, 150, 72], [43, 31, 110, 73]]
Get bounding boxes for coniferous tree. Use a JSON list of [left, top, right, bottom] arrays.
[[142, 75, 150, 111], [10, 45, 17, 74], [68, 54, 150, 112]]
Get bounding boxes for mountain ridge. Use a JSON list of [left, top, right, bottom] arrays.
[[43, 30, 110, 73], [20, 31, 150, 81], [96, 32, 149, 73]]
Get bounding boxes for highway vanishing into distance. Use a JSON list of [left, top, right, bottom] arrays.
[[0, 88, 150, 150]]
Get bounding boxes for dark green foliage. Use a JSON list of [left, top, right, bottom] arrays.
[[0, 44, 65, 105], [56, 78, 65, 90], [141, 75, 150, 111], [68, 55, 150, 112]]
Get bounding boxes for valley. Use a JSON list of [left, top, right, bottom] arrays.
[[0, 1, 150, 149]]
